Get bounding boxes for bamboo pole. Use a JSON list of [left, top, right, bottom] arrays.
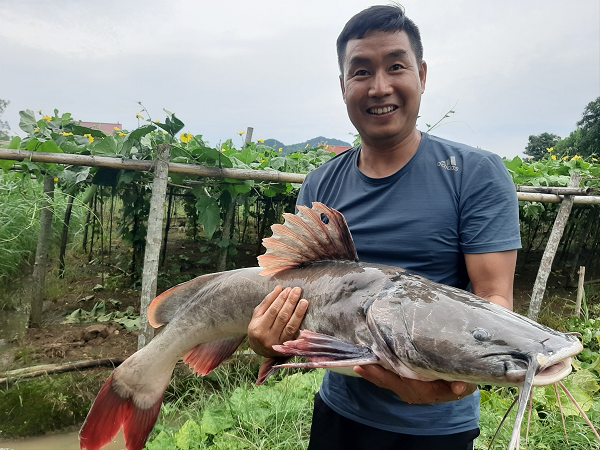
[[528, 173, 582, 321], [0, 149, 305, 183], [138, 144, 172, 350], [574, 266, 586, 319], [516, 186, 590, 195], [516, 192, 600, 204], [2, 150, 599, 203]]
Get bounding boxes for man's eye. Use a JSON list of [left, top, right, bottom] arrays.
[[354, 70, 369, 76], [390, 64, 404, 71]]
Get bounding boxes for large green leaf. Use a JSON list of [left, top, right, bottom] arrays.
[[71, 125, 106, 138], [195, 194, 221, 239], [8, 136, 21, 149], [39, 140, 62, 153], [93, 136, 121, 156], [201, 408, 234, 436], [19, 110, 37, 134], [127, 124, 156, 142]]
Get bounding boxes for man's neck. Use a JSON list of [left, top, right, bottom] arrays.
[[357, 129, 422, 179]]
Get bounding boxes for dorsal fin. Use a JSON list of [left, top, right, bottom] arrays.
[[257, 202, 358, 276]]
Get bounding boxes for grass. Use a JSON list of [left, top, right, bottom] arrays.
[[0, 172, 87, 310], [147, 356, 319, 450], [0, 370, 113, 439]]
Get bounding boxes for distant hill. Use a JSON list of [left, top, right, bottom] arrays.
[[263, 136, 351, 155]]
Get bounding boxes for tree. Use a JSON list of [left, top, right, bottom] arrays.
[[576, 96, 600, 158], [524, 132, 561, 160], [0, 99, 12, 141]]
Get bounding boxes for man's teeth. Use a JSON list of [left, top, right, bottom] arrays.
[[369, 106, 396, 115]]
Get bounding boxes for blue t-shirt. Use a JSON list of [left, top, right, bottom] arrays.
[[297, 132, 521, 435]]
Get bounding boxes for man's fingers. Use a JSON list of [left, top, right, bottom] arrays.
[[450, 381, 477, 397], [281, 298, 309, 341], [271, 287, 303, 336], [253, 285, 284, 318]]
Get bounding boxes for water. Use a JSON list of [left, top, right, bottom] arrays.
[[0, 430, 126, 450], [0, 310, 28, 354]]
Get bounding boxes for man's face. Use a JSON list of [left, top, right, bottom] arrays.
[[340, 31, 427, 147]]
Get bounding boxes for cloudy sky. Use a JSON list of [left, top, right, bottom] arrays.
[[1, 0, 599, 158]]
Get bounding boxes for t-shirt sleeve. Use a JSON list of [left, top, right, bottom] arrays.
[[458, 154, 521, 254], [296, 172, 314, 209]]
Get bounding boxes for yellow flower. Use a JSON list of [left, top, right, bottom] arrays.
[[325, 144, 330, 149], [257, 139, 265, 143], [181, 132, 193, 143], [154, 120, 160, 123], [547, 147, 554, 152], [238, 131, 246, 135], [593, 158, 598, 162], [60, 132, 73, 136], [278, 148, 283, 152], [83, 133, 94, 143], [42, 116, 51, 121], [563, 156, 569, 160], [571, 155, 582, 161], [222, 148, 226, 152], [114, 127, 121, 131], [305, 144, 310, 149], [53, 177, 59, 182], [261, 159, 266, 163], [136, 113, 145, 120], [551, 155, 557, 160], [119, 132, 127, 137], [37, 110, 43, 114], [34, 128, 40, 132]]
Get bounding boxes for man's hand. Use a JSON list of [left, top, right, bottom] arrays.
[[354, 365, 477, 404], [248, 286, 309, 358]]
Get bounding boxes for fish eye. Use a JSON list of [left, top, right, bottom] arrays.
[[321, 213, 329, 224], [473, 328, 490, 341]]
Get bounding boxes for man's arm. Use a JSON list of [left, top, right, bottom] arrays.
[[356, 250, 518, 403], [465, 250, 517, 311]]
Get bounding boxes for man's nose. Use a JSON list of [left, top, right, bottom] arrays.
[[369, 71, 393, 97]]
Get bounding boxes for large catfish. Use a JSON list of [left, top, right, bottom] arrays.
[[80, 203, 584, 450]]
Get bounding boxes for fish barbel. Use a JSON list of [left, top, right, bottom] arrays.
[[79, 203, 585, 450]]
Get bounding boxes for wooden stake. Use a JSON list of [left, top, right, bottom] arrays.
[[575, 266, 586, 318], [244, 127, 253, 149], [29, 175, 54, 328], [528, 173, 582, 321], [138, 144, 172, 350]]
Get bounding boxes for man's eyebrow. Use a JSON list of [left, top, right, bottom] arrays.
[[386, 49, 409, 60], [347, 49, 409, 68]]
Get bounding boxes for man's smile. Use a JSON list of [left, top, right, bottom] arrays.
[[367, 105, 398, 115]]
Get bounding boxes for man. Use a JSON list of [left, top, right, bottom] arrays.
[[249, 5, 521, 450]]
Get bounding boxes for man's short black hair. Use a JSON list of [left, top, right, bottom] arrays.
[[336, 4, 424, 75]]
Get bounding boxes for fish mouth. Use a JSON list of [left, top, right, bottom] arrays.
[[499, 356, 573, 386]]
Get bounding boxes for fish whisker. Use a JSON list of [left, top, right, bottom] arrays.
[[558, 381, 600, 443], [488, 394, 518, 449]]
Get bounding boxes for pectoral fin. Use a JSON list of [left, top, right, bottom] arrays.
[[271, 330, 379, 369]]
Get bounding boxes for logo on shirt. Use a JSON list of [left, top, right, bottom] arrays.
[[438, 156, 459, 171]]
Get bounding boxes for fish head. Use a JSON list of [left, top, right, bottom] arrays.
[[365, 278, 583, 387]]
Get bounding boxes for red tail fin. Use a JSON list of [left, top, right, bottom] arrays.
[[79, 373, 163, 450]]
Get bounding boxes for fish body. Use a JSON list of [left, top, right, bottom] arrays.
[[79, 204, 583, 450]]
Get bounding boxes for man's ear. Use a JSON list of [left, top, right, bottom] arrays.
[[340, 75, 346, 104], [419, 61, 427, 94]]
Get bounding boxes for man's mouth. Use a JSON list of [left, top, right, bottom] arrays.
[[367, 106, 398, 115]]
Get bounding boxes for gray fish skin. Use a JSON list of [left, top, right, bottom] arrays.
[[147, 259, 581, 389], [79, 259, 582, 450]]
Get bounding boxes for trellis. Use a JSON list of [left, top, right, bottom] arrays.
[[0, 148, 596, 347]]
